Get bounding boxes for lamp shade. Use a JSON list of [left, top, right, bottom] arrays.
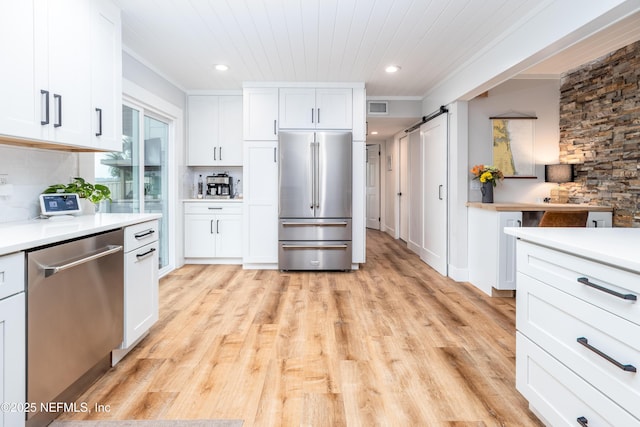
[[545, 164, 574, 183]]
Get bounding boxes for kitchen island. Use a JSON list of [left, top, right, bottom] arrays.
[[505, 227, 640, 426], [0, 213, 161, 427]]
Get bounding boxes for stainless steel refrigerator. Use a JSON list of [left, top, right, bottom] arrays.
[[278, 131, 352, 270]]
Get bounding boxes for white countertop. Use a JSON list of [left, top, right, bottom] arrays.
[[0, 213, 162, 256], [504, 227, 640, 273]]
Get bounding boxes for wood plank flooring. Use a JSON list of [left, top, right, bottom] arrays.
[[60, 230, 543, 426]]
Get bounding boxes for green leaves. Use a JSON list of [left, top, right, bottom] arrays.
[[42, 177, 112, 204]]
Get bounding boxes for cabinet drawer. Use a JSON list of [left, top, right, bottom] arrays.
[[517, 240, 639, 325], [517, 333, 640, 427], [184, 202, 242, 215], [125, 220, 159, 251], [0, 252, 25, 300], [517, 273, 640, 417]]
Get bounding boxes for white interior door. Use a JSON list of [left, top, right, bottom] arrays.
[[407, 130, 422, 254], [399, 135, 409, 241], [366, 144, 380, 229], [421, 114, 448, 276]]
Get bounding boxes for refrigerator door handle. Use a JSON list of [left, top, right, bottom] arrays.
[[309, 142, 315, 211], [315, 142, 320, 209]]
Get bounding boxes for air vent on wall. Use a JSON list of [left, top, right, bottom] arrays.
[[368, 101, 388, 115]]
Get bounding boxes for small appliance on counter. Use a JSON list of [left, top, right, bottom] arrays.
[[206, 173, 233, 199]]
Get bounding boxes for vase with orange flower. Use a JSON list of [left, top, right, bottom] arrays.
[[470, 164, 503, 203]]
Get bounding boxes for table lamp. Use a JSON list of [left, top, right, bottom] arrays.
[[545, 164, 574, 203]]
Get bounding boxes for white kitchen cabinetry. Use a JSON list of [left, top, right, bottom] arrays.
[[243, 141, 278, 267], [587, 211, 612, 228], [90, 0, 123, 151], [279, 88, 352, 130], [0, 0, 121, 150], [187, 95, 243, 166], [113, 220, 159, 365], [184, 202, 243, 262], [0, 252, 26, 427], [243, 88, 278, 140], [468, 208, 522, 295], [515, 239, 640, 426]]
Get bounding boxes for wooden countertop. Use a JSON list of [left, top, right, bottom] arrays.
[[466, 202, 613, 212]]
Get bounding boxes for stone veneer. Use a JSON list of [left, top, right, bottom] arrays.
[[559, 40, 640, 227]]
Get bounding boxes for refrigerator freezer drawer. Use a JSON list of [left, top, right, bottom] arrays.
[[279, 218, 352, 241], [279, 241, 352, 271]]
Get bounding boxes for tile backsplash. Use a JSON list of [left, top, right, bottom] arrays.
[[0, 145, 78, 223]]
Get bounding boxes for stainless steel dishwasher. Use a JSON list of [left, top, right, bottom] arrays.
[[26, 229, 124, 427]]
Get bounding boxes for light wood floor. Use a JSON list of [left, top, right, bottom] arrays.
[[61, 230, 543, 426]]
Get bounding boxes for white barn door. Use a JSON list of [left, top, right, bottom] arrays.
[[421, 114, 448, 276], [365, 144, 381, 230]]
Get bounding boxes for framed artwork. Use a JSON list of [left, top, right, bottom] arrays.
[[490, 115, 537, 178]]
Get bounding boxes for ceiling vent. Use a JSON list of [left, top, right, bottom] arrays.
[[368, 101, 388, 115]]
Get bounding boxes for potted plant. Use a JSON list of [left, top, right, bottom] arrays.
[[43, 177, 111, 214]]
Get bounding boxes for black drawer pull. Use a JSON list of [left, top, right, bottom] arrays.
[[577, 416, 588, 427], [136, 247, 156, 259], [577, 337, 636, 372], [577, 277, 637, 301], [134, 229, 155, 239]]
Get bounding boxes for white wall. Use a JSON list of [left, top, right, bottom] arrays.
[[0, 146, 78, 222], [468, 79, 560, 203]]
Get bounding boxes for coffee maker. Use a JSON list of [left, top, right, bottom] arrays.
[[206, 173, 233, 198]]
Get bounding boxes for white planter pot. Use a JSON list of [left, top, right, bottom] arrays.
[[80, 198, 96, 215]]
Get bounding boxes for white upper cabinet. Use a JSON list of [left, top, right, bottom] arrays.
[[0, 0, 45, 142], [187, 95, 243, 166], [0, 0, 121, 151], [90, 0, 122, 151], [279, 88, 352, 130], [243, 87, 278, 140]]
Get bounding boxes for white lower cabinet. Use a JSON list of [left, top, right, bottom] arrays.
[[184, 202, 242, 262], [0, 252, 25, 427], [113, 221, 159, 365], [515, 240, 640, 426]]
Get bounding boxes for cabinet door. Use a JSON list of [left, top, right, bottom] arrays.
[[244, 142, 278, 263], [123, 241, 158, 347], [187, 96, 219, 166], [0, 0, 46, 141], [215, 214, 243, 258], [184, 214, 217, 257], [90, 0, 122, 151], [587, 211, 612, 228], [0, 293, 26, 427], [243, 88, 278, 140], [218, 96, 243, 165], [47, 0, 92, 147], [497, 211, 522, 290], [315, 88, 353, 129], [279, 88, 316, 129]]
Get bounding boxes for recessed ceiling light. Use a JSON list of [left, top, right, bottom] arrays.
[[385, 65, 401, 73], [371, 131, 379, 135], [215, 64, 229, 71]]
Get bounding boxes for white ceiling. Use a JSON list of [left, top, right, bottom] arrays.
[[115, 0, 640, 140]]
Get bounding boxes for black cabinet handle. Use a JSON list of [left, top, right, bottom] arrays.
[[577, 277, 637, 301], [40, 89, 49, 125], [214, 147, 217, 161], [592, 220, 598, 228], [135, 247, 156, 259], [577, 337, 636, 372], [219, 146, 222, 160], [210, 219, 214, 234], [95, 108, 102, 136], [273, 147, 277, 163], [216, 219, 220, 234], [577, 416, 588, 427], [53, 94, 62, 127], [273, 119, 277, 135], [134, 229, 155, 239], [438, 184, 444, 200], [317, 108, 320, 123], [311, 108, 314, 123]]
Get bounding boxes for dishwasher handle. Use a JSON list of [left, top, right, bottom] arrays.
[[43, 245, 123, 277]]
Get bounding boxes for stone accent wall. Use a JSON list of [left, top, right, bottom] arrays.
[[559, 40, 640, 227]]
